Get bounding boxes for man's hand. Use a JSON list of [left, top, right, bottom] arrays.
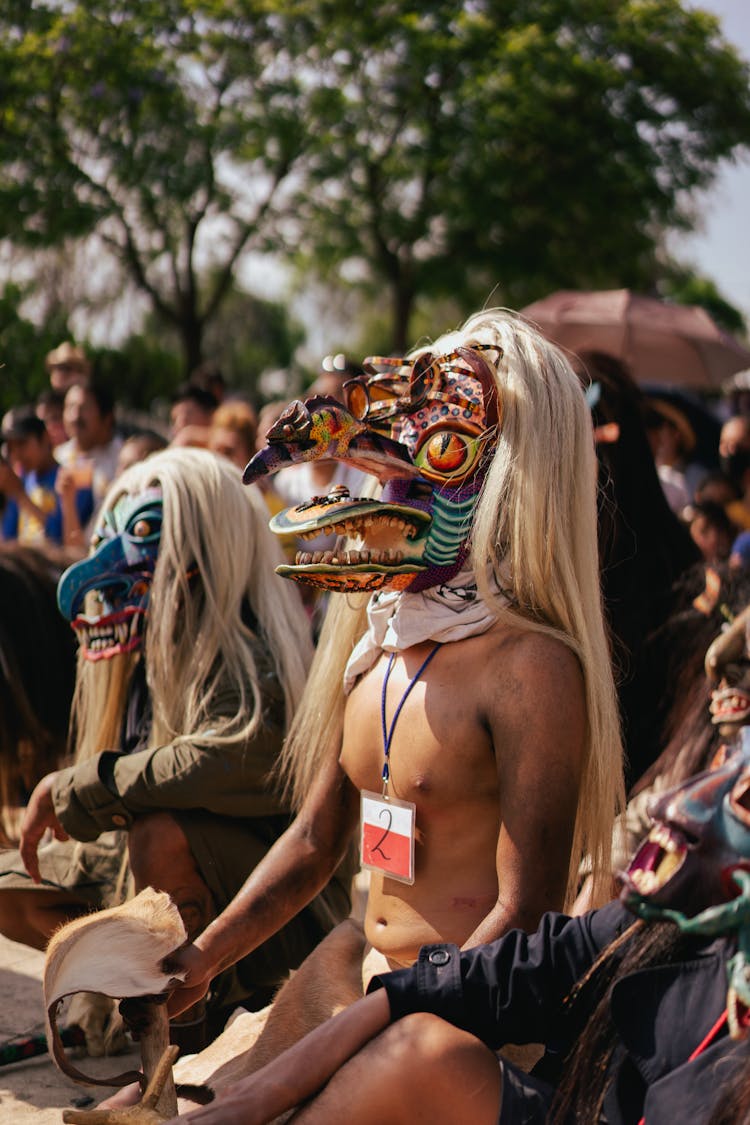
[[54, 465, 77, 503], [19, 772, 68, 882], [162, 943, 214, 1018]]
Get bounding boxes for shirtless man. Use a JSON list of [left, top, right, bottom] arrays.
[[142, 311, 624, 1086]]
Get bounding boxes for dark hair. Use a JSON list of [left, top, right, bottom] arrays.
[[73, 380, 116, 419], [551, 920, 690, 1123], [171, 382, 218, 413], [0, 545, 76, 814], [575, 350, 700, 786], [189, 361, 226, 397], [695, 469, 742, 503], [36, 388, 66, 412], [691, 500, 736, 540], [1, 408, 48, 442]]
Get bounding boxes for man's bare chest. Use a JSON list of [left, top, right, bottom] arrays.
[[339, 652, 498, 809]]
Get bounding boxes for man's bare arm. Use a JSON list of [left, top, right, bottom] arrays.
[[166, 753, 361, 1015], [462, 631, 585, 947]]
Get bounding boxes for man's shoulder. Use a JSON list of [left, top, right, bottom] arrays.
[[452, 617, 579, 665], [449, 621, 584, 713]]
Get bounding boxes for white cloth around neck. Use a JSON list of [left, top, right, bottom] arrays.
[[343, 569, 510, 693]]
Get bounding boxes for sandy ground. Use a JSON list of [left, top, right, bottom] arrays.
[[0, 933, 140, 1123]]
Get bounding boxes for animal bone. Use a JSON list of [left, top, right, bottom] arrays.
[[44, 888, 188, 1122]]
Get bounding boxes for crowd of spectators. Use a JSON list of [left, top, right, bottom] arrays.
[[0, 342, 266, 560]]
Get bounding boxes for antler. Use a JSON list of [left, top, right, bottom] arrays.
[[44, 890, 190, 1123]]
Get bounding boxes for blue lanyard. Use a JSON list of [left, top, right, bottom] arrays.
[[380, 643, 442, 794]]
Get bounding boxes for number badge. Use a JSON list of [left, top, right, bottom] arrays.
[[360, 790, 416, 885]]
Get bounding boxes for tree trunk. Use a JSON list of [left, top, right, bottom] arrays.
[[391, 281, 414, 354], [180, 312, 204, 376]]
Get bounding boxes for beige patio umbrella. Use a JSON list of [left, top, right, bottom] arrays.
[[520, 288, 750, 390]]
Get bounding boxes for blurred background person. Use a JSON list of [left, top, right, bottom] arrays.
[[687, 499, 736, 566], [719, 413, 750, 530], [208, 400, 258, 472], [44, 342, 91, 394], [692, 468, 741, 511], [644, 396, 697, 514], [0, 409, 92, 551], [190, 360, 227, 405], [575, 351, 699, 788], [115, 429, 168, 477], [169, 382, 218, 448], [730, 530, 750, 572], [56, 381, 123, 534], [35, 389, 67, 450]]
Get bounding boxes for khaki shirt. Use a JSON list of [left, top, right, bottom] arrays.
[[51, 659, 288, 841]]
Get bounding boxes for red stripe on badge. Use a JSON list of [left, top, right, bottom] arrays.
[[362, 822, 412, 879]]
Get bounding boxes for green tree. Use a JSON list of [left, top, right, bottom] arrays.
[[659, 265, 747, 336], [0, 283, 70, 413], [289, 0, 750, 349], [0, 0, 308, 371]]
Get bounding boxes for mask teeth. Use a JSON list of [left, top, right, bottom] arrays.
[[296, 514, 419, 541], [294, 547, 405, 566], [77, 608, 147, 655]]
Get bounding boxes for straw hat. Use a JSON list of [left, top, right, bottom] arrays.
[[647, 396, 697, 456], [44, 341, 90, 375]]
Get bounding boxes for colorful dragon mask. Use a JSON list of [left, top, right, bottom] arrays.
[[57, 488, 163, 661], [243, 345, 501, 593], [623, 731, 750, 1037]]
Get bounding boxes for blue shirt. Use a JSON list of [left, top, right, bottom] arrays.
[[2, 463, 94, 546]]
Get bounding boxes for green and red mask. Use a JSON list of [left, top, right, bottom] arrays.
[[623, 732, 750, 1036], [57, 488, 163, 661], [243, 346, 501, 593]]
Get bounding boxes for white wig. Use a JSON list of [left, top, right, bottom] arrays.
[[280, 310, 623, 906], [72, 447, 312, 763]]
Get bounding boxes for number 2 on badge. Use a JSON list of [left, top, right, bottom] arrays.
[[360, 790, 415, 885]]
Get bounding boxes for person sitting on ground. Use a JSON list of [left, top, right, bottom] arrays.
[[129, 310, 623, 1100], [6, 449, 348, 1052], [165, 733, 750, 1125], [0, 409, 92, 551]]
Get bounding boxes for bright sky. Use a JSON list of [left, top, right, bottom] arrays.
[[680, 0, 750, 320]]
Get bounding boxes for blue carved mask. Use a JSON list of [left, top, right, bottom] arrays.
[[57, 488, 163, 661]]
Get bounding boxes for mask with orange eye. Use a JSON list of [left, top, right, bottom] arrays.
[[243, 345, 501, 594], [57, 488, 163, 661]]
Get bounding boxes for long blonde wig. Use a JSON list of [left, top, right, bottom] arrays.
[[280, 310, 623, 906], [71, 447, 312, 764]]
